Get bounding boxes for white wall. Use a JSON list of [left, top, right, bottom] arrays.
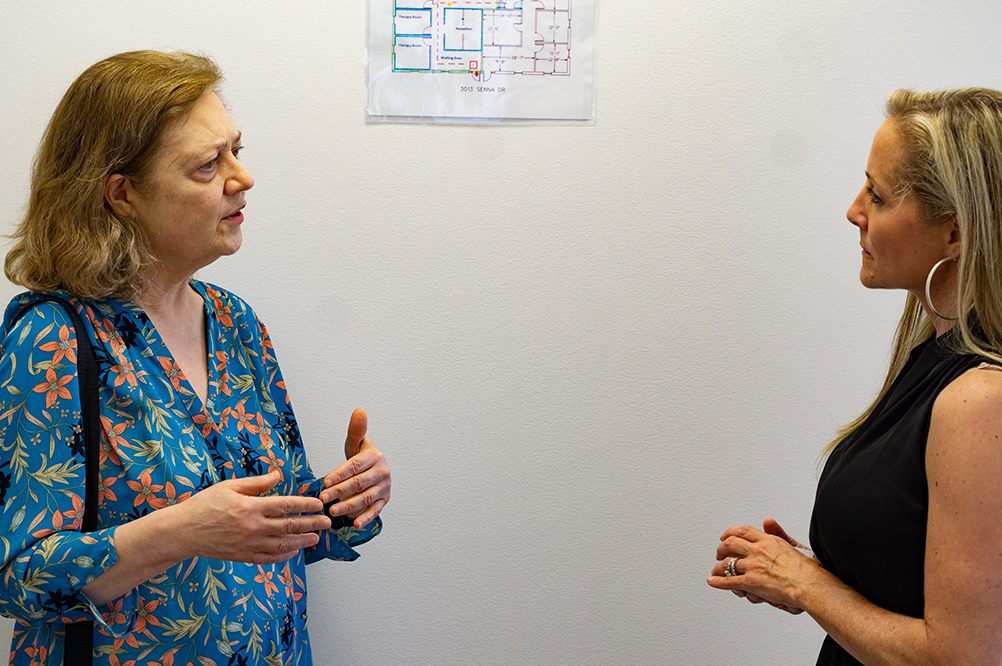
[[1, 2, 999, 664]]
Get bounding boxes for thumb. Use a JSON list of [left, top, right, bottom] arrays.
[[226, 470, 282, 497], [344, 408, 368, 459], [763, 517, 807, 549]]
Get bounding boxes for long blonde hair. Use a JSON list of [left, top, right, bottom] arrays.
[[826, 88, 1002, 455], [5, 50, 222, 300]]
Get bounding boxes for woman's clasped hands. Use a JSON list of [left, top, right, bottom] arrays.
[[707, 518, 821, 615]]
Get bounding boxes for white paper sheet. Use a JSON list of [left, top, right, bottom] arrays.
[[367, 0, 595, 121]]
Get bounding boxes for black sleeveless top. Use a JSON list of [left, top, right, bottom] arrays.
[[809, 332, 987, 666]]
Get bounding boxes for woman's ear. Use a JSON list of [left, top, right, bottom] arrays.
[[104, 173, 137, 217], [946, 215, 961, 260]]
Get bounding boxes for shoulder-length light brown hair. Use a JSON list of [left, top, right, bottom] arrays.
[[826, 88, 1002, 457], [5, 50, 222, 300]]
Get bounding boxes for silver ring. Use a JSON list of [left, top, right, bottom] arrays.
[[725, 557, 741, 577]]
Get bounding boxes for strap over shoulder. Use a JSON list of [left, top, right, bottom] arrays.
[[11, 296, 98, 666]]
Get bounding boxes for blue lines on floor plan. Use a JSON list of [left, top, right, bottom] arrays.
[[392, 0, 571, 81]]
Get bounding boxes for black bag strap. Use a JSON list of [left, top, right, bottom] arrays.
[[11, 297, 97, 666]]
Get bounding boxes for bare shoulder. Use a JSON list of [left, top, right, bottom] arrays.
[[928, 365, 1002, 475], [934, 365, 1002, 419]]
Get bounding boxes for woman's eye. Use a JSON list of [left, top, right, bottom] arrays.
[[200, 158, 218, 172], [867, 187, 882, 205], [232, 145, 243, 158]]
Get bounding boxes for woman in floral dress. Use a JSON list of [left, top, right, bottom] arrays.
[[0, 51, 391, 666]]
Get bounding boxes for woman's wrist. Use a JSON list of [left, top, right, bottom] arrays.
[[82, 504, 191, 605], [786, 554, 831, 613]]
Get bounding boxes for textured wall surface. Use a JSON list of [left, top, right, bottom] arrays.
[[1, 2, 1000, 664]]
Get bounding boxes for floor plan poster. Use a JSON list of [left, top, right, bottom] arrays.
[[367, 0, 595, 121]]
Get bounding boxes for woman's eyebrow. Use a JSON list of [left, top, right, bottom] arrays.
[[192, 131, 243, 158]]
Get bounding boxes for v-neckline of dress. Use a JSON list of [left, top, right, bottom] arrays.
[[128, 281, 222, 437]]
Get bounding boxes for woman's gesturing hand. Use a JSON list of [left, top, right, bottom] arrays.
[[177, 470, 330, 564], [707, 519, 821, 615], [321, 408, 391, 529]]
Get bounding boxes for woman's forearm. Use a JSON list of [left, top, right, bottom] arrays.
[[797, 566, 937, 666], [80, 473, 330, 606], [80, 504, 189, 606]]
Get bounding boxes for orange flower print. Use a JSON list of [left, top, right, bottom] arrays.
[[94, 317, 126, 356], [32, 367, 73, 408], [211, 295, 233, 328], [256, 413, 275, 449], [260, 447, 284, 480], [110, 358, 139, 388], [24, 644, 47, 666], [254, 565, 279, 599], [276, 379, 290, 404], [218, 371, 232, 396], [100, 415, 127, 466], [146, 647, 176, 666], [133, 597, 161, 634], [259, 322, 276, 361], [38, 324, 77, 365], [101, 597, 127, 627], [61, 492, 84, 529], [259, 322, 273, 350], [125, 469, 164, 509], [233, 400, 260, 434], [157, 356, 187, 392], [107, 634, 141, 653], [107, 653, 137, 666], [215, 351, 232, 396], [147, 481, 192, 510], [98, 474, 119, 505], [192, 412, 217, 438], [278, 562, 303, 602]]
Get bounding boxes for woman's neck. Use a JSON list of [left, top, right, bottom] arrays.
[[137, 273, 200, 319]]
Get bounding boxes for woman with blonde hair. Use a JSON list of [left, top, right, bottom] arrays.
[[709, 88, 1002, 665], [0, 51, 390, 665]]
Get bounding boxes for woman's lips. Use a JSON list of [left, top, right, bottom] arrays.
[[224, 205, 245, 224]]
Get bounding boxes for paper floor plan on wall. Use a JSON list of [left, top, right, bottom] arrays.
[[367, 0, 595, 121]]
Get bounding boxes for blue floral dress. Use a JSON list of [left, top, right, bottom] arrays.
[[0, 281, 380, 666]]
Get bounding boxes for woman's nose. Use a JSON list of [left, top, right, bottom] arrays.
[[846, 189, 866, 229], [226, 161, 254, 194]]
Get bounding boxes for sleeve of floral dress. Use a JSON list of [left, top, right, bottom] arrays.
[[0, 302, 135, 631], [253, 318, 382, 564]]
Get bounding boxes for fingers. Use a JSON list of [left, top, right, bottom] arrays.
[[225, 469, 283, 496], [321, 438, 391, 523], [324, 444, 378, 495], [321, 410, 390, 528], [240, 506, 330, 563], [711, 556, 747, 579], [341, 499, 386, 529], [344, 408, 368, 460], [324, 459, 385, 503], [256, 493, 324, 517], [182, 474, 331, 564], [719, 523, 766, 544], [715, 537, 752, 562], [762, 517, 807, 550], [326, 479, 390, 520]]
